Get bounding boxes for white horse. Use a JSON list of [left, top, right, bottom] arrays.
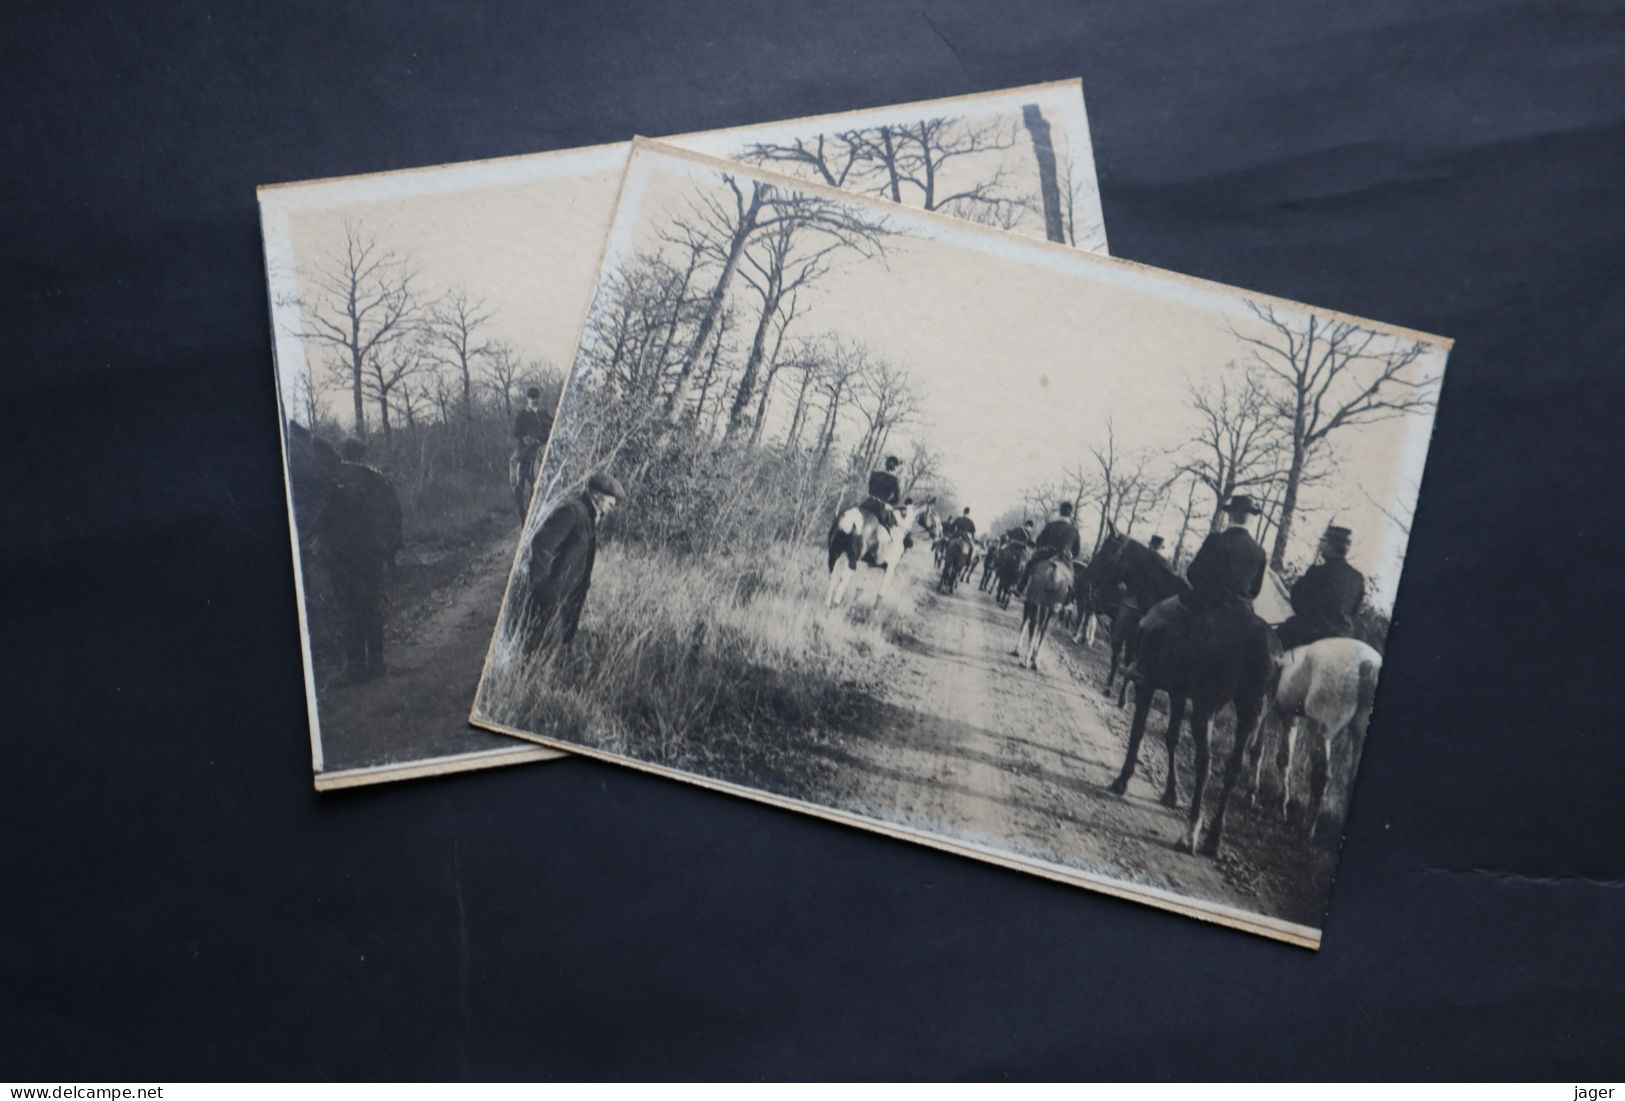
[[825, 499, 937, 608], [1249, 637, 1382, 839]]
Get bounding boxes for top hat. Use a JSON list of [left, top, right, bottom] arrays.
[[1223, 495, 1263, 516], [1323, 524, 1353, 552]]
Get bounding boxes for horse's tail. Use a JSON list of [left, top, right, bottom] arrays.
[[1352, 650, 1381, 747]]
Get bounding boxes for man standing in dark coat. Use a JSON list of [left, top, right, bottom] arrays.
[[1130, 495, 1266, 679], [522, 471, 625, 653], [1276, 525, 1365, 649], [321, 438, 403, 684]]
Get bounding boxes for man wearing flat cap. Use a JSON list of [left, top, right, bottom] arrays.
[[1276, 524, 1365, 649], [522, 471, 625, 653], [1131, 495, 1268, 678]]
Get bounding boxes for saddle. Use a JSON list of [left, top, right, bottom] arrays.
[[858, 496, 897, 529]]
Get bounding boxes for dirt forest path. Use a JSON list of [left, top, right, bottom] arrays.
[[316, 521, 542, 773], [813, 566, 1300, 925]]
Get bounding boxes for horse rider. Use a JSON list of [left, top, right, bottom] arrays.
[[1004, 519, 1035, 547], [1130, 495, 1266, 678], [1148, 534, 1167, 562], [860, 455, 904, 530], [513, 385, 552, 445], [511, 386, 552, 479], [1275, 525, 1365, 649], [321, 438, 403, 685], [947, 506, 976, 539], [523, 471, 626, 653], [1019, 501, 1082, 592]]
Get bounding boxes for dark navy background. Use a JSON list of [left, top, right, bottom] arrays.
[[3, 0, 1622, 1080]]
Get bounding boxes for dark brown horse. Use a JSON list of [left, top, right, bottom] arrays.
[[938, 533, 973, 594], [1083, 532, 1188, 702], [1094, 531, 1275, 857], [993, 542, 1031, 609]]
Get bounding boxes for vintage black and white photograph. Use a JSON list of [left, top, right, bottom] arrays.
[[473, 141, 1451, 945], [258, 81, 1106, 788]]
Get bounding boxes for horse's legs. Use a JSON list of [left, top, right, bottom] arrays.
[[1161, 694, 1185, 808], [1104, 635, 1121, 696], [1014, 605, 1034, 660], [1247, 711, 1272, 803], [1108, 680, 1157, 796], [1178, 709, 1213, 853], [1028, 606, 1053, 669], [1277, 716, 1300, 820], [1199, 696, 1262, 857], [1304, 718, 1331, 841], [1084, 612, 1099, 648]]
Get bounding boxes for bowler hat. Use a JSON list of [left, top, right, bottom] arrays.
[[587, 471, 626, 499], [1223, 495, 1262, 516]]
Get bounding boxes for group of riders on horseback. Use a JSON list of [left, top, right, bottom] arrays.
[[827, 452, 1379, 859]]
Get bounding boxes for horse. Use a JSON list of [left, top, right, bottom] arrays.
[[993, 542, 1032, 609], [960, 541, 981, 585], [1247, 637, 1382, 840], [1088, 531, 1189, 702], [510, 439, 543, 521], [826, 498, 939, 608], [978, 542, 1002, 591], [284, 420, 342, 551], [1013, 556, 1075, 670], [1094, 530, 1274, 857], [937, 532, 973, 594]]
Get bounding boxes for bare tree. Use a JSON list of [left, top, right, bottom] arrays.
[[296, 219, 418, 437], [850, 355, 922, 475], [1182, 367, 1289, 531], [1233, 301, 1439, 570], [481, 340, 523, 419], [725, 221, 831, 439], [362, 331, 432, 444], [1021, 104, 1065, 243], [747, 291, 804, 448], [429, 290, 494, 421], [739, 131, 871, 189], [663, 177, 889, 423]]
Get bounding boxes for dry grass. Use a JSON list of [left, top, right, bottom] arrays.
[[479, 540, 929, 798]]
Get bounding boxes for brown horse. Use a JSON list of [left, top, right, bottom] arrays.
[[1106, 602, 1277, 856], [938, 533, 973, 594], [1092, 530, 1273, 857], [1013, 556, 1074, 670], [993, 542, 1031, 609]]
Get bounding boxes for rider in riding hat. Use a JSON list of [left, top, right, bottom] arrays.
[[1276, 524, 1364, 649], [513, 386, 552, 445], [1019, 501, 1082, 591], [1004, 519, 1036, 546], [1130, 495, 1267, 679], [862, 455, 904, 530]]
